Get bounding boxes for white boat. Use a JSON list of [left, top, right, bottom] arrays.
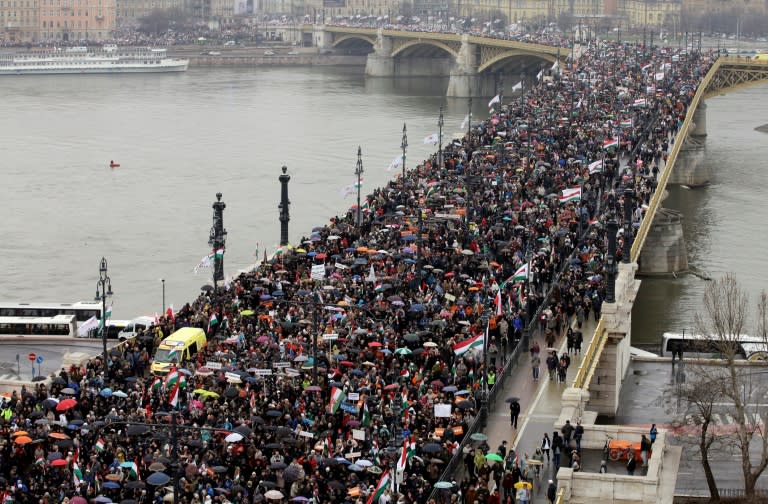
[[0, 45, 188, 75]]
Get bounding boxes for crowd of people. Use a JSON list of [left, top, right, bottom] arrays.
[[0, 33, 716, 504]]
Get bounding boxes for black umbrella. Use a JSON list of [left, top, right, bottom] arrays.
[[505, 397, 520, 403], [212, 466, 228, 474], [422, 443, 442, 453], [120, 500, 138, 504], [145, 472, 171, 486], [223, 387, 239, 399], [234, 425, 252, 437], [126, 425, 149, 436], [32, 376, 46, 382], [252, 416, 265, 425], [47, 452, 62, 461], [52, 377, 66, 385], [266, 410, 282, 418], [269, 462, 287, 470], [29, 411, 44, 419], [125, 481, 145, 490], [56, 439, 73, 448], [263, 442, 282, 450], [201, 285, 214, 292], [456, 400, 474, 410], [187, 439, 204, 449]]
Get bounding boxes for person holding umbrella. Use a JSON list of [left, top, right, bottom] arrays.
[[509, 398, 521, 429]]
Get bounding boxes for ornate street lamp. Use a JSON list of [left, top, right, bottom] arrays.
[[279, 167, 291, 247], [208, 193, 227, 290], [400, 123, 408, 184], [94, 257, 113, 370], [437, 106, 444, 168], [355, 146, 364, 228]]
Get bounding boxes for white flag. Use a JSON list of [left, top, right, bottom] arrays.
[[77, 316, 99, 336], [536, 69, 544, 81], [551, 60, 559, 71], [366, 264, 377, 283], [654, 72, 665, 81], [423, 133, 439, 145], [588, 160, 604, 174], [193, 254, 213, 274], [387, 155, 404, 172], [576, 98, 583, 108], [511, 81, 522, 92], [460, 114, 470, 130], [488, 94, 500, 108]]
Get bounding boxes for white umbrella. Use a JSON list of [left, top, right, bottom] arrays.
[[225, 432, 244, 443], [264, 489, 284, 500]]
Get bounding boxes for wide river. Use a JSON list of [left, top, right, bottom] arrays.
[[1, 65, 766, 347]]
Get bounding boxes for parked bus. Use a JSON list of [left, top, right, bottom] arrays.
[[0, 315, 78, 338], [0, 301, 103, 325], [80, 320, 131, 340], [660, 332, 768, 361]]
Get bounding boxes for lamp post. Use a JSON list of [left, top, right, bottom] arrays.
[[208, 193, 227, 290], [279, 166, 291, 247], [479, 315, 490, 427], [401, 123, 408, 184], [437, 105, 444, 169], [605, 219, 618, 303], [161, 278, 166, 315], [95, 257, 113, 371], [622, 188, 635, 262], [467, 97, 472, 136], [355, 146, 364, 229]]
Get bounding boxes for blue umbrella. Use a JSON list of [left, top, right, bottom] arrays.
[[120, 462, 134, 468], [100, 388, 113, 398], [307, 251, 317, 257], [146, 472, 171, 486], [260, 295, 272, 301], [402, 235, 416, 241], [410, 304, 425, 312], [103, 481, 121, 489], [271, 291, 285, 297]]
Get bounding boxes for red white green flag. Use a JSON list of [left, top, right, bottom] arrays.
[[452, 333, 485, 356], [328, 386, 346, 414], [366, 470, 392, 504]]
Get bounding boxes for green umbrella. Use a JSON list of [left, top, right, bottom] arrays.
[[395, 348, 413, 355], [486, 453, 504, 463]]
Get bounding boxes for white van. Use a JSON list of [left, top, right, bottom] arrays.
[[79, 319, 130, 339], [118, 316, 155, 341]]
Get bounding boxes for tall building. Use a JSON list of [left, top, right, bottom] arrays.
[[39, 0, 116, 41], [1, 0, 40, 42], [115, 0, 184, 28]]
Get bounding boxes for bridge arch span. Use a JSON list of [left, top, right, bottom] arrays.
[[391, 40, 459, 59], [478, 50, 557, 74], [332, 35, 375, 51]]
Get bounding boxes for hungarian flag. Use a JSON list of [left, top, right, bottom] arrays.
[[214, 248, 225, 259], [494, 291, 503, 316], [453, 333, 485, 356], [105, 305, 113, 319], [129, 459, 140, 480], [620, 119, 633, 128], [588, 160, 604, 174], [328, 386, 346, 414], [603, 137, 619, 150], [361, 402, 371, 427], [72, 461, 83, 486], [208, 313, 218, 334], [94, 437, 105, 452], [169, 381, 181, 408], [165, 368, 179, 388], [166, 305, 175, 323], [150, 377, 162, 392], [366, 470, 392, 504], [396, 437, 417, 479], [512, 262, 529, 283], [559, 187, 582, 204]]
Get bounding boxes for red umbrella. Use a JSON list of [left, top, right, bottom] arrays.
[[51, 459, 67, 467], [384, 384, 399, 391], [56, 399, 77, 412], [368, 342, 382, 348], [339, 361, 354, 367]]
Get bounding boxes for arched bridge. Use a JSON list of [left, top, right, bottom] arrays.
[[310, 26, 566, 97], [563, 56, 768, 421]]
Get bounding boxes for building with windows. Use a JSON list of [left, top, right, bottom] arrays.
[[114, 0, 183, 28], [1, 0, 40, 42], [39, 0, 115, 41]]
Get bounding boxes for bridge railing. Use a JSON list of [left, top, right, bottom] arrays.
[[573, 56, 725, 392], [629, 56, 722, 261]]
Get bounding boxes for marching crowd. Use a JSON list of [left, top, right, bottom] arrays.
[[0, 34, 715, 504]]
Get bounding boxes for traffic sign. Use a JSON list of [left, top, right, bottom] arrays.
[[35, 355, 44, 365], [28, 353, 36, 362]]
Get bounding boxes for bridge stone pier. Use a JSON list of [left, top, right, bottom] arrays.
[[637, 207, 689, 275], [364, 28, 453, 78]]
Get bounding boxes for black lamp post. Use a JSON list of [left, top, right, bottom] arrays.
[[208, 193, 227, 290], [622, 188, 635, 262], [161, 278, 166, 315], [479, 315, 490, 427], [401, 123, 408, 184], [95, 257, 113, 370], [279, 166, 291, 247], [355, 146, 364, 228], [437, 106, 444, 169], [605, 219, 618, 303], [467, 97, 472, 136]]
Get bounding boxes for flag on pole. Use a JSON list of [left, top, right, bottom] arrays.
[[105, 305, 113, 319], [169, 381, 181, 408], [576, 98, 583, 108], [128, 459, 140, 480], [620, 119, 633, 128], [361, 401, 371, 427], [387, 154, 404, 172], [536, 69, 544, 80], [150, 377, 163, 392], [77, 316, 99, 337], [602, 137, 619, 150], [366, 470, 392, 504], [166, 305, 175, 323], [73, 461, 83, 486], [488, 94, 500, 108], [95, 438, 106, 452], [511, 262, 529, 283], [494, 290, 503, 316], [328, 386, 346, 414], [423, 133, 439, 145], [551, 60, 559, 71], [452, 332, 485, 356], [214, 248, 225, 259], [511, 81, 522, 92], [208, 312, 218, 334], [165, 368, 179, 388], [559, 187, 582, 204], [460, 114, 470, 130], [193, 254, 213, 274], [588, 160, 604, 174]]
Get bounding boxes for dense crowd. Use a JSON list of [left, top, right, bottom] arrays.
[[0, 35, 715, 504]]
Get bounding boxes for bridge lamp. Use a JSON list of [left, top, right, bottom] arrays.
[[355, 146, 364, 228], [437, 106, 444, 169], [401, 123, 408, 184]]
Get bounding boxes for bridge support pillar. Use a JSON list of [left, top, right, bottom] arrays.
[[638, 208, 688, 275], [587, 262, 639, 418], [447, 34, 479, 97], [690, 100, 707, 137], [669, 137, 709, 186], [313, 26, 333, 51], [364, 28, 395, 77]]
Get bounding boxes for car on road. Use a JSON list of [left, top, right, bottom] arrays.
[[264, 50, 276, 56], [287, 50, 299, 55], [224, 40, 237, 46]]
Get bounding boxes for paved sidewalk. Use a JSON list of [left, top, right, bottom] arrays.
[[482, 316, 599, 502]]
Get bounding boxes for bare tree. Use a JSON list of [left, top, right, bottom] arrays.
[[695, 274, 768, 498], [667, 364, 723, 500]]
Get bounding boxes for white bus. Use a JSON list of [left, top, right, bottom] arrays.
[[80, 320, 131, 340], [0, 314, 78, 338], [0, 301, 103, 325], [660, 332, 768, 361]]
